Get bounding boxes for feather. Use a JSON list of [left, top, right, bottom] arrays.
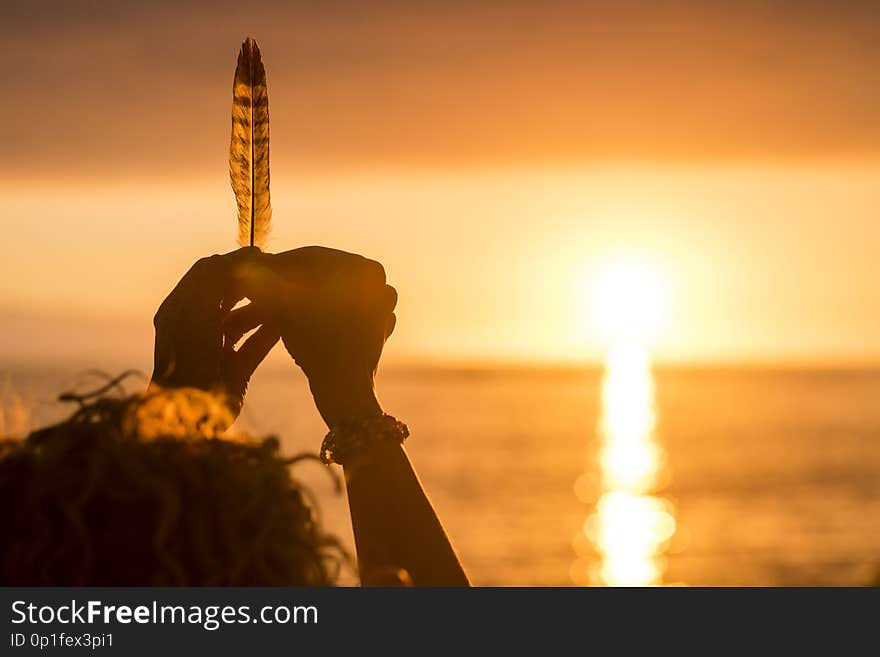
[[230, 37, 271, 248]]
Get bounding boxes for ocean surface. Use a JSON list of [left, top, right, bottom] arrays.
[[3, 358, 880, 586]]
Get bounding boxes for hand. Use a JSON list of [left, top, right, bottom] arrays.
[[150, 248, 280, 420], [239, 247, 397, 427]]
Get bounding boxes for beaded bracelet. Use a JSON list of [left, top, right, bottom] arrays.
[[319, 413, 410, 466]]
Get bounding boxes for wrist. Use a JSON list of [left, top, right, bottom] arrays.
[[307, 369, 382, 429]]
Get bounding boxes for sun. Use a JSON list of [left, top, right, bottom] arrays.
[[588, 254, 670, 346]]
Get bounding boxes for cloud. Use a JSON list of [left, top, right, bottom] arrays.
[[3, 0, 880, 180]]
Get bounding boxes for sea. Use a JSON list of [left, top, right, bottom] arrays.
[[3, 355, 880, 586]]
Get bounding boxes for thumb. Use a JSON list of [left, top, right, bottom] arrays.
[[231, 322, 282, 386], [233, 261, 308, 316]]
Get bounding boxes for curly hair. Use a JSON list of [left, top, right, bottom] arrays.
[[0, 379, 349, 586]]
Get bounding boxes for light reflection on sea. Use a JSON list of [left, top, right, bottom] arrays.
[[572, 343, 675, 586], [3, 359, 880, 585]]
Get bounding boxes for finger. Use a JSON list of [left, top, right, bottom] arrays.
[[190, 249, 256, 285], [223, 302, 267, 345], [383, 284, 398, 313], [164, 255, 227, 313], [385, 312, 397, 340], [225, 246, 263, 258], [234, 262, 309, 314], [231, 323, 282, 384], [360, 257, 387, 287], [268, 247, 387, 288], [222, 250, 273, 310], [174, 249, 262, 313]]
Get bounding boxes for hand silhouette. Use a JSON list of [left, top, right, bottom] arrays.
[[236, 246, 397, 427], [150, 248, 280, 420]]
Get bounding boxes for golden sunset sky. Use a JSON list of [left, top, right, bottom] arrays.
[[2, 1, 880, 366]]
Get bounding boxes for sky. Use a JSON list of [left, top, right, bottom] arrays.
[[2, 1, 880, 366]]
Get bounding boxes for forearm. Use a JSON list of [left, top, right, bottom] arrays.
[[343, 441, 469, 586]]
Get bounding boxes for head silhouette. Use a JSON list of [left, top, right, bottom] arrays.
[[0, 386, 346, 586]]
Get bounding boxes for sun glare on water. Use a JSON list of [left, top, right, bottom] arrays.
[[573, 254, 677, 586]]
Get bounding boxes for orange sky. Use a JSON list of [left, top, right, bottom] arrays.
[[2, 1, 880, 366]]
